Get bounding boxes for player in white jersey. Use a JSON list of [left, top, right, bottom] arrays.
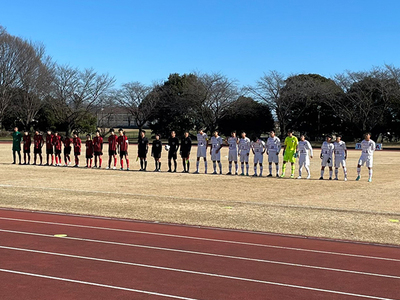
[[319, 135, 334, 180], [333, 135, 348, 181], [297, 134, 313, 179], [266, 130, 281, 177], [238, 132, 251, 176], [225, 131, 238, 175], [210, 131, 223, 174], [194, 129, 208, 174], [356, 133, 376, 182], [251, 137, 266, 176]]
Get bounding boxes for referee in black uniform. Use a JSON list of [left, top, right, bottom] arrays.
[[167, 131, 179, 172]]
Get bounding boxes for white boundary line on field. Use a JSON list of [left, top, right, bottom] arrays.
[[0, 230, 399, 280], [0, 217, 399, 263], [0, 247, 396, 300], [0, 268, 198, 300], [0, 184, 399, 216]]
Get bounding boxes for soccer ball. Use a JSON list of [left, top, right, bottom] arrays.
[[165, 145, 170, 151]]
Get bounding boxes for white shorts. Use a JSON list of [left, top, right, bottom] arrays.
[[268, 152, 279, 164], [321, 156, 333, 167], [240, 152, 249, 163], [211, 149, 221, 161], [254, 153, 264, 164], [197, 147, 207, 158], [335, 157, 346, 168], [228, 151, 238, 162], [298, 155, 310, 168], [358, 155, 373, 168]]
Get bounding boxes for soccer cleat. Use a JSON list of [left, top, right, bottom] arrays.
[[113, 167, 116, 170], [368, 178, 372, 182], [173, 170, 177, 173], [306, 175, 311, 179], [252, 174, 258, 177], [266, 174, 272, 177], [329, 177, 332, 180], [280, 173, 285, 178], [246, 173, 249, 176], [240, 173, 244, 176], [106, 167, 110, 170], [126, 168, 129, 171], [235, 172, 238, 175], [344, 177, 348, 181], [297, 176, 302, 179], [220, 171, 223, 175], [120, 168, 124, 171], [290, 174, 295, 179], [154, 169, 158, 172], [356, 175, 360, 181], [319, 177, 323, 180], [193, 171, 199, 174], [212, 171, 217, 175], [226, 172, 232, 175], [276, 174, 280, 178], [334, 178, 338, 180], [167, 169, 172, 172]]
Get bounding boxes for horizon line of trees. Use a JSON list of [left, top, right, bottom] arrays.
[[2, 25, 400, 141]]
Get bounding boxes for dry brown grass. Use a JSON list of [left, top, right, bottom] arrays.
[[1, 143, 399, 245]]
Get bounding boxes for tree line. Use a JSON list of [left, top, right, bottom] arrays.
[[1, 25, 400, 141]]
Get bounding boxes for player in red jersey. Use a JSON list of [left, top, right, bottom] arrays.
[[73, 132, 82, 167], [22, 130, 32, 165], [117, 128, 130, 171], [85, 134, 94, 168], [53, 131, 63, 166], [107, 128, 118, 170], [93, 130, 103, 168], [45, 130, 54, 166], [33, 130, 44, 165], [63, 135, 73, 166]]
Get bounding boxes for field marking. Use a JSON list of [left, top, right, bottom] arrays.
[[0, 218, 400, 263], [0, 183, 399, 216], [0, 246, 396, 300], [0, 268, 198, 300], [1, 230, 399, 280]]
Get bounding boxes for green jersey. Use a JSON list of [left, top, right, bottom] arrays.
[[284, 136, 298, 152], [12, 131, 22, 151]]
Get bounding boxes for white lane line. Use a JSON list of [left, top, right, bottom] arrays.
[[0, 216, 399, 263], [0, 247, 396, 300], [0, 183, 398, 216], [0, 268, 198, 300], [0, 230, 399, 280]]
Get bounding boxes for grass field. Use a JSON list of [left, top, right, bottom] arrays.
[[1, 143, 399, 245]]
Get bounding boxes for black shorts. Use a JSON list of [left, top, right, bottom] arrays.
[[168, 151, 177, 160], [23, 149, 30, 154], [153, 152, 161, 159], [94, 151, 103, 156], [181, 152, 190, 159], [86, 154, 93, 159], [138, 151, 147, 158], [34, 148, 42, 154], [64, 147, 71, 155], [74, 152, 80, 156], [46, 149, 53, 155], [120, 151, 128, 157], [55, 149, 62, 155], [108, 150, 117, 156]]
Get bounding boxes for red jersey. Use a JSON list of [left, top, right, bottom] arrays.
[[73, 137, 82, 153], [33, 134, 44, 149], [117, 135, 129, 152], [63, 137, 73, 148], [53, 135, 62, 151], [108, 134, 118, 151], [86, 140, 94, 156], [46, 134, 54, 150], [93, 136, 103, 152], [23, 135, 31, 151]]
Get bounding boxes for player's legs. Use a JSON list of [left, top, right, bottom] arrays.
[[281, 160, 287, 177], [268, 162, 273, 176]]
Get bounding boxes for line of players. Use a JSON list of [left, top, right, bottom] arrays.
[[11, 127, 376, 181]]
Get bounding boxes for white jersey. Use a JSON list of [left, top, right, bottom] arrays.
[[211, 136, 223, 150], [238, 137, 251, 155], [360, 139, 376, 157], [227, 137, 238, 153], [197, 133, 208, 149], [334, 141, 347, 157], [251, 140, 266, 154], [298, 140, 313, 157], [266, 137, 281, 154], [321, 141, 334, 158]]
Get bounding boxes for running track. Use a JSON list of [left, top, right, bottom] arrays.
[[0, 209, 399, 299]]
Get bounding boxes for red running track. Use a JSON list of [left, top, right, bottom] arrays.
[[0, 208, 399, 300]]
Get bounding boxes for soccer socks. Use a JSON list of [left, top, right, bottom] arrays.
[[229, 163, 232, 173], [144, 161, 147, 170], [329, 170, 333, 178], [218, 162, 222, 173], [281, 163, 286, 175], [52, 156, 54, 165], [291, 164, 295, 176], [55, 156, 58, 165], [246, 163, 249, 175], [204, 161, 208, 173], [114, 157, 117, 167], [213, 162, 217, 172], [260, 166, 263, 176], [168, 161, 172, 171], [140, 159, 143, 170], [276, 164, 279, 175], [235, 163, 238, 173], [127, 159, 130, 169], [196, 161, 200, 172], [182, 160, 186, 172], [187, 161, 190, 172], [320, 169, 324, 177], [174, 160, 177, 172], [99, 158, 102, 167], [343, 167, 347, 178], [269, 164, 272, 175], [253, 166, 257, 176], [369, 169, 373, 180], [357, 167, 361, 175], [121, 159, 124, 169], [335, 169, 339, 179], [299, 167, 302, 177], [305, 166, 310, 176], [241, 162, 244, 174]]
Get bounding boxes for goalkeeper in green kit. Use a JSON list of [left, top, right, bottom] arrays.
[[12, 127, 23, 165], [280, 130, 298, 178]]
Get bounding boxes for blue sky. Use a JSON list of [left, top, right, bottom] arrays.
[[1, 0, 399, 88]]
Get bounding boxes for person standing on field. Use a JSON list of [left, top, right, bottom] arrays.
[[63, 135, 73, 166], [333, 135, 348, 181], [22, 130, 31, 165], [356, 133, 376, 182], [319, 135, 334, 180], [33, 130, 44, 165], [297, 134, 313, 179], [280, 130, 298, 178], [226, 131, 239, 175], [238, 131, 251, 176], [45, 130, 54, 166], [194, 129, 208, 174], [167, 131, 179, 172], [180, 131, 192, 173], [107, 129, 118, 170], [73, 132, 82, 167], [12, 127, 22, 165], [266, 130, 281, 177], [251, 136, 266, 177], [118, 129, 130, 171], [210, 131, 223, 175], [53, 131, 62, 166], [93, 130, 103, 168], [151, 133, 162, 171], [137, 130, 148, 171]]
